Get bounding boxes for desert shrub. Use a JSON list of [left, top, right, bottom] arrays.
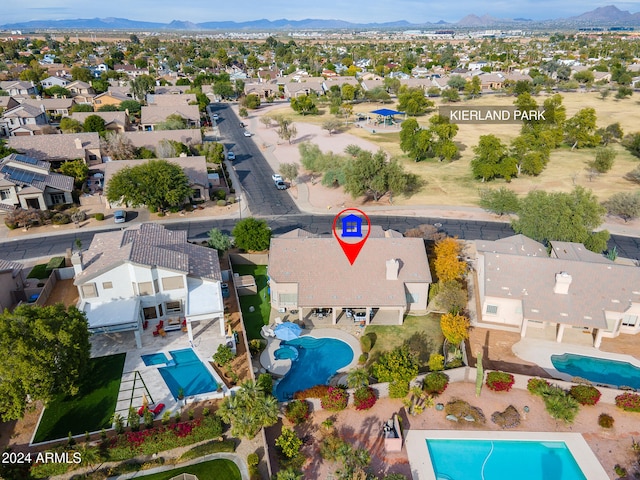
[[353, 386, 377, 411], [213, 344, 235, 367], [615, 465, 627, 477], [445, 399, 486, 424], [358, 353, 368, 364], [389, 381, 410, 399], [486, 371, 515, 392], [247, 452, 260, 479], [284, 400, 310, 425], [217, 199, 227, 207], [321, 387, 348, 411], [95, 212, 104, 221], [428, 353, 445, 372], [527, 377, 551, 396], [598, 413, 614, 428], [257, 373, 273, 394], [360, 333, 374, 353], [445, 358, 464, 369], [213, 189, 227, 200], [569, 384, 601, 406], [51, 212, 71, 225], [544, 386, 580, 423], [294, 384, 331, 400], [423, 372, 449, 396], [248, 339, 266, 356], [491, 405, 521, 429], [615, 392, 640, 412]]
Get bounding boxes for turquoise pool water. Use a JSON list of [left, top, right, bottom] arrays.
[[275, 345, 299, 361], [141, 352, 169, 366], [551, 353, 640, 389], [274, 336, 354, 401], [158, 348, 218, 400], [427, 439, 586, 480]]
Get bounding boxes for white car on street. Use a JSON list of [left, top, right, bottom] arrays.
[[272, 174, 283, 183], [243, 131, 252, 137]]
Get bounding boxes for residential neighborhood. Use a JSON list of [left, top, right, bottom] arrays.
[[1, 9, 640, 480]]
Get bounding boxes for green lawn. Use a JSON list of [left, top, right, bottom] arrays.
[[33, 353, 126, 443], [137, 459, 241, 480], [26, 263, 52, 280], [232, 264, 270, 340], [364, 313, 444, 368]]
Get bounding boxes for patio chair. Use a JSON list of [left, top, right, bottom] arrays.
[[150, 403, 165, 416], [155, 320, 164, 330], [152, 330, 160, 337], [138, 406, 147, 416], [158, 328, 166, 337]]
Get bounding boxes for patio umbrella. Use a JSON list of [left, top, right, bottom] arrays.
[[142, 392, 149, 407], [274, 322, 302, 341]]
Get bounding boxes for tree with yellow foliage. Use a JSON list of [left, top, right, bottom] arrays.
[[434, 237, 466, 283], [440, 312, 471, 346]]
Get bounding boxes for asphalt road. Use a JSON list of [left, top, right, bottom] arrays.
[[208, 103, 300, 216], [2, 215, 639, 263]]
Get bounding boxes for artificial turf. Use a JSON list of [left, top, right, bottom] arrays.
[[232, 264, 270, 340], [135, 459, 241, 480], [33, 353, 126, 443]]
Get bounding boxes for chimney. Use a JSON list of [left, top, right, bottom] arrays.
[[553, 272, 572, 295], [40, 103, 45, 113], [386, 259, 399, 281], [71, 251, 83, 275], [74, 138, 83, 149]]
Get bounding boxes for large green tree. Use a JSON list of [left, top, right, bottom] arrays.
[[0, 304, 91, 421], [232, 218, 271, 251], [290, 95, 318, 115], [58, 159, 89, 189], [471, 135, 517, 182], [105, 159, 192, 211], [83, 114, 106, 134], [512, 186, 608, 251], [129, 74, 156, 102], [564, 107, 601, 149], [396, 86, 433, 116]]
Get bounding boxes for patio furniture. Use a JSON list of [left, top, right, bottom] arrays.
[[150, 403, 165, 416], [158, 328, 166, 337], [152, 330, 160, 337], [142, 320, 149, 330], [274, 322, 302, 340], [155, 320, 164, 330], [138, 406, 147, 416]]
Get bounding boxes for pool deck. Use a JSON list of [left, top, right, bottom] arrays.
[[405, 430, 610, 480], [513, 337, 640, 383], [259, 327, 362, 377]]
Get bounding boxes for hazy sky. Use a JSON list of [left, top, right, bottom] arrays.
[[4, 1, 640, 24]]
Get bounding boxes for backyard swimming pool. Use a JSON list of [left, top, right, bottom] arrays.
[[141, 352, 169, 366], [274, 336, 353, 401], [551, 353, 640, 389], [155, 348, 218, 400], [427, 439, 586, 480]]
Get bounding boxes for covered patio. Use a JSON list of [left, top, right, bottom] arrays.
[[82, 298, 143, 348]]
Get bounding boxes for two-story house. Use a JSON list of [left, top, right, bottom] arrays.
[[0, 104, 49, 137], [40, 76, 71, 89], [0, 80, 38, 97], [0, 153, 74, 210], [73, 223, 225, 348]]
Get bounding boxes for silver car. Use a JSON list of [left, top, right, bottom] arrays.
[[114, 210, 126, 223]]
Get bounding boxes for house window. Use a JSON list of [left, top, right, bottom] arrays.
[[81, 283, 98, 298], [485, 304, 498, 315], [165, 301, 182, 314], [406, 293, 419, 304], [158, 303, 163, 317], [143, 306, 158, 320], [623, 315, 639, 327], [102, 281, 113, 289], [0, 189, 11, 200], [192, 188, 201, 199], [137, 281, 154, 296], [50, 193, 66, 205], [162, 276, 184, 290]]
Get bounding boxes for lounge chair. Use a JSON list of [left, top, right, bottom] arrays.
[[138, 406, 147, 416], [261, 325, 276, 338]]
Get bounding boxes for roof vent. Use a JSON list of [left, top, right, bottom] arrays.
[[74, 138, 83, 149], [553, 271, 572, 295], [386, 258, 399, 280]]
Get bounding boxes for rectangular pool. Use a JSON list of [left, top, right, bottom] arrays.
[[157, 348, 218, 400], [405, 431, 609, 480]]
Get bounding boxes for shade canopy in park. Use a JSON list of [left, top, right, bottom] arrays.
[[370, 108, 404, 126]]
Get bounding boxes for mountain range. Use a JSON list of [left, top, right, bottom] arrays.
[[3, 5, 640, 30]]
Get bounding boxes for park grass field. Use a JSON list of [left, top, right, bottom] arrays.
[[261, 91, 640, 206]]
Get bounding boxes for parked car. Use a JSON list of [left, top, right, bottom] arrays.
[[272, 173, 283, 183], [243, 131, 252, 137], [275, 180, 287, 190], [227, 151, 236, 161], [212, 113, 219, 120], [114, 210, 126, 223], [239, 122, 246, 128], [354, 311, 367, 322]]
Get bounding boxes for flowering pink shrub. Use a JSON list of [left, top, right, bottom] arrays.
[[353, 387, 377, 411], [615, 392, 640, 412], [321, 387, 348, 411], [486, 371, 515, 392], [569, 385, 601, 406]]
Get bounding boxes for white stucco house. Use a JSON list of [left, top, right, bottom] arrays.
[[73, 223, 225, 348], [475, 235, 640, 347]]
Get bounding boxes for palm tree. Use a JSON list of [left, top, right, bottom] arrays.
[[346, 368, 370, 389]]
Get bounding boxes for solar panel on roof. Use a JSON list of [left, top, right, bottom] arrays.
[[0, 165, 45, 185], [14, 154, 40, 165]]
